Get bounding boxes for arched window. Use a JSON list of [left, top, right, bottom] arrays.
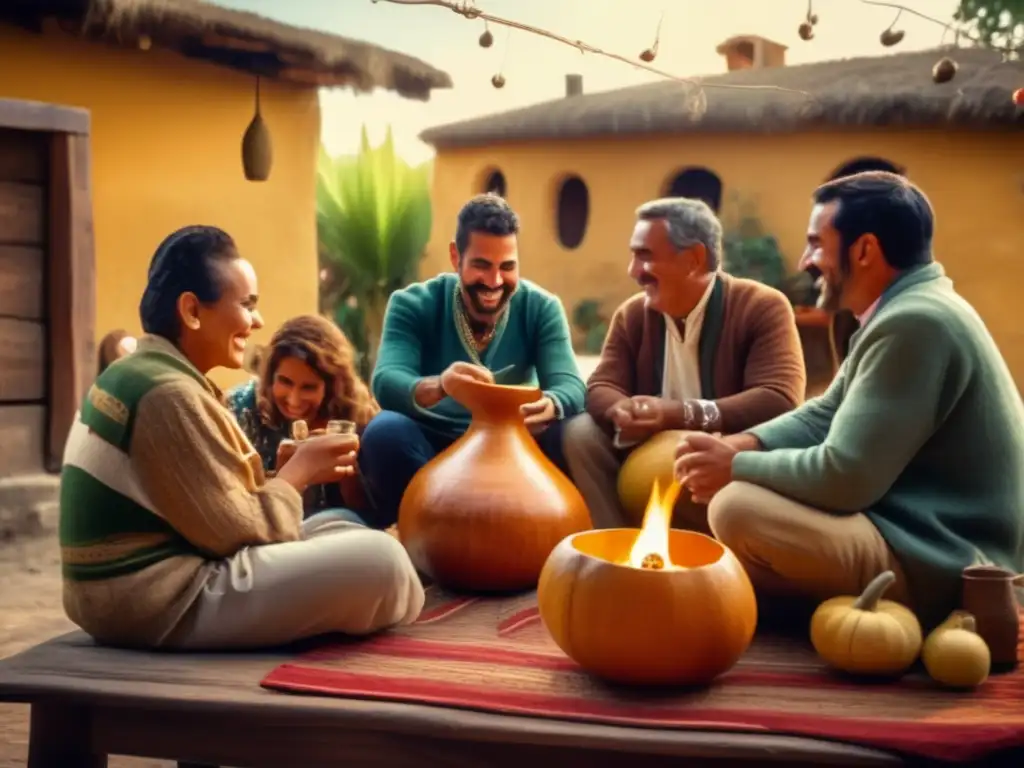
[[556, 175, 589, 250], [827, 157, 905, 181], [663, 167, 723, 214], [481, 169, 507, 197]]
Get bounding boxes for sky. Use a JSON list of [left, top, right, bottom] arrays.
[[218, 0, 962, 164]]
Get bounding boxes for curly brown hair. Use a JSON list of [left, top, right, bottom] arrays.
[[257, 314, 379, 431]]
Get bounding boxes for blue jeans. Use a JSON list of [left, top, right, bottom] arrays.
[[358, 410, 569, 530]]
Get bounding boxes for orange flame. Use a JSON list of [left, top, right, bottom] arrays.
[[625, 478, 681, 569]]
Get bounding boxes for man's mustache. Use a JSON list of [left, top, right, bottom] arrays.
[[467, 283, 511, 296]]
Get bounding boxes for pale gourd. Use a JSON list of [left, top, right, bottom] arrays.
[[810, 571, 922, 675], [922, 610, 991, 689]]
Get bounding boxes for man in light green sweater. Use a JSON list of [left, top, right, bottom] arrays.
[[674, 172, 1024, 629]]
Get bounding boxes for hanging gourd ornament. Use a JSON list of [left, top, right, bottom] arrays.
[[810, 570, 923, 676], [537, 480, 757, 686], [922, 610, 991, 689], [932, 57, 958, 84], [241, 76, 272, 181]]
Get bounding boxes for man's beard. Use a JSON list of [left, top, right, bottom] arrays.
[[806, 264, 844, 312], [816, 275, 844, 312], [463, 282, 514, 318]]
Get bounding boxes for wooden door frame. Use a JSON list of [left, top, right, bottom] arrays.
[[0, 97, 94, 472]]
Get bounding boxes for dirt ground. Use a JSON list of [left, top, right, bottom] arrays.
[[0, 532, 174, 768]]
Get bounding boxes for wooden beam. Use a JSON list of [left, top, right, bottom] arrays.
[[0, 128, 48, 183], [0, 181, 45, 245], [0, 318, 45, 401], [0, 97, 89, 136], [0, 245, 44, 320], [46, 131, 96, 473]]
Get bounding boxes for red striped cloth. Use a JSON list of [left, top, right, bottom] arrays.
[[261, 587, 1024, 762]]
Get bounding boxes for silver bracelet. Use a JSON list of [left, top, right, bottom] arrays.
[[683, 399, 721, 431]]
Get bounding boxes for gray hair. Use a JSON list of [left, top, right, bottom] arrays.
[[635, 197, 722, 271]]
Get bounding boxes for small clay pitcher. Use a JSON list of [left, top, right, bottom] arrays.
[[961, 565, 1024, 672]]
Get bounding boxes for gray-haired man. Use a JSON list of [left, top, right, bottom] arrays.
[[562, 197, 807, 530]]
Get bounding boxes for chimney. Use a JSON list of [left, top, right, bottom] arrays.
[[565, 74, 583, 98], [715, 35, 788, 72]]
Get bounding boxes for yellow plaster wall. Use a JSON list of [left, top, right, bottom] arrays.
[[426, 128, 1024, 386], [0, 23, 322, 388]]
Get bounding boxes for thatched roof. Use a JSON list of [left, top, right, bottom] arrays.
[[1, 0, 452, 101], [420, 46, 1021, 147]]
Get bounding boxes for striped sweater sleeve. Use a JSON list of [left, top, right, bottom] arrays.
[[130, 379, 303, 557]]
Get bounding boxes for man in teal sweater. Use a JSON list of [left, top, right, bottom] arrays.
[[360, 194, 586, 527], [674, 172, 1024, 630]]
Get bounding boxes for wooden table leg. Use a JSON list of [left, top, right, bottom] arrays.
[[28, 701, 107, 767]]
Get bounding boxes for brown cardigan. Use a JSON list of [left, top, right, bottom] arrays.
[[586, 273, 806, 434]]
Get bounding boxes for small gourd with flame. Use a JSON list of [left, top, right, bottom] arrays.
[[537, 480, 758, 686]]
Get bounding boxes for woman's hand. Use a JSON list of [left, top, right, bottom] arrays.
[[275, 439, 298, 470], [275, 433, 360, 492]]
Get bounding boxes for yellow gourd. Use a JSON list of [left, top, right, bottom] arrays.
[[810, 571, 923, 676], [617, 430, 690, 524], [922, 610, 991, 689]]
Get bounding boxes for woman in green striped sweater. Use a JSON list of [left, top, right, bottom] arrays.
[[59, 225, 424, 649]]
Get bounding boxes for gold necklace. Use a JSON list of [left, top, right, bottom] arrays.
[[454, 284, 500, 362]]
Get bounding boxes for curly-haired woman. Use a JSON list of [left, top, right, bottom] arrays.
[[226, 315, 381, 527]]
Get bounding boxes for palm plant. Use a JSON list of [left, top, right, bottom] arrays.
[[317, 126, 433, 378]]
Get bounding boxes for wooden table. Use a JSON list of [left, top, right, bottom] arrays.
[[0, 631, 911, 768]]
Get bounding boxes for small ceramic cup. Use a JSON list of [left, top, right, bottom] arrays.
[[962, 565, 1024, 672]]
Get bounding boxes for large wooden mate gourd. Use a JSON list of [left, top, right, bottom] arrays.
[[398, 379, 592, 592]]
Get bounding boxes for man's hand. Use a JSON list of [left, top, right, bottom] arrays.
[[415, 362, 494, 408], [607, 395, 665, 443], [673, 433, 735, 504], [520, 395, 557, 432], [440, 361, 494, 402], [673, 432, 762, 503]]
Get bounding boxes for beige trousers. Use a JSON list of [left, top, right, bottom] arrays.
[[164, 517, 426, 650], [563, 413, 709, 532], [709, 481, 911, 605]]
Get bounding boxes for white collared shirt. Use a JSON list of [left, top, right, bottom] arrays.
[[612, 273, 718, 450], [661, 273, 718, 403]]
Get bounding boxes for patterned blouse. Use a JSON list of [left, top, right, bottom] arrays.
[[224, 378, 348, 516]]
